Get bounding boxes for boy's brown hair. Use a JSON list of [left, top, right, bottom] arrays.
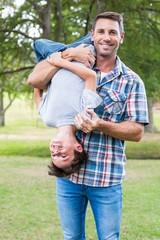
[[48, 148, 88, 177]]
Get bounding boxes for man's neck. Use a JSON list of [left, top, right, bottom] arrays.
[[96, 55, 116, 73]]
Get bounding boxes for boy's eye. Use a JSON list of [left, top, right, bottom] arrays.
[[61, 155, 67, 158]]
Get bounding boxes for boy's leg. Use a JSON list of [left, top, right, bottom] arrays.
[[33, 39, 67, 62], [33, 33, 92, 62], [67, 33, 92, 48]]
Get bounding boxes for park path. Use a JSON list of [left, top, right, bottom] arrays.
[[0, 133, 160, 141], [0, 134, 51, 140]]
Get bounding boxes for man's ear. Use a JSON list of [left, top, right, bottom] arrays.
[[90, 29, 94, 41], [120, 32, 125, 44]]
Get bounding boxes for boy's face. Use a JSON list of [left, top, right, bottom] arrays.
[[50, 138, 83, 170]]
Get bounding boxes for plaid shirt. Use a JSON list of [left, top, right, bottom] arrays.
[[70, 57, 149, 187]]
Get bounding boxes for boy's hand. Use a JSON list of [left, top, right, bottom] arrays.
[[74, 109, 100, 133]]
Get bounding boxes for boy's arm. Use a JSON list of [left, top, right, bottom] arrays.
[[47, 52, 97, 92], [34, 88, 43, 107], [27, 44, 95, 89]]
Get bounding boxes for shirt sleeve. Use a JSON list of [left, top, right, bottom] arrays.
[[124, 77, 149, 125], [81, 89, 102, 111]]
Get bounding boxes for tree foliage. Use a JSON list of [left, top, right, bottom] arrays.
[[0, 0, 160, 127]]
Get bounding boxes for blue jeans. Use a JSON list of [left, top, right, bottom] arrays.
[[56, 178, 122, 240], [33, 33, 93, 62]]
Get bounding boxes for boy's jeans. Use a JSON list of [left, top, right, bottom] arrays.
[[33, 33, 92, 62], [56, 178, 122, 240]]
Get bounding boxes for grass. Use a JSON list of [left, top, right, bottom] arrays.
[[1, 137, 160, 159], [0, 157, 160, 240], [0, 98, 160, 239], [1, 99, 160, 159]]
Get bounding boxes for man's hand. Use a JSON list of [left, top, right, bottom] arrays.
[[62, 44, 95, 68], [47, 52, 62, 66], [74, 109, 100, 133]]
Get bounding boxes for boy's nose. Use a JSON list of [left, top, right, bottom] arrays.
[[53, 148, 59, 154], [53, 147, 59, 154]]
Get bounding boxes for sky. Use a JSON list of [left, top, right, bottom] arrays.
[[14, 0, 25, 7]]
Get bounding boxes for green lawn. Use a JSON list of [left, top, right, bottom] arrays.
[[0, 157, 160, 240], [0, 98, 160, 239]]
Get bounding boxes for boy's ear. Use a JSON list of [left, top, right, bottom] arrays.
[[75, 143, 83, 152]]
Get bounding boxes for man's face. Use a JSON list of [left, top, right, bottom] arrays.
[[50, 138, 83, 169], [91, 18, 124, 59]]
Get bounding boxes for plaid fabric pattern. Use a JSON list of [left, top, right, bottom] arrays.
[[70, 57, 149, 187]]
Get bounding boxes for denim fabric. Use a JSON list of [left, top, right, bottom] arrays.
[[56, 178, 122, 240], [33, 33, 92, 62]]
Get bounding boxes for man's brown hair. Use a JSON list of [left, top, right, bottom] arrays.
[[92, 11, 124, 33]]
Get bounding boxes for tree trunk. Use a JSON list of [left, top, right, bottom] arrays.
[[54, 0, 63, 41], [0, 88, 5, 126], [0, 111, 5, 126], [96, 0, 105, 14], [32, 0, 52, 39], [42, 0, 52, 38], [145, 98, 159, 133]]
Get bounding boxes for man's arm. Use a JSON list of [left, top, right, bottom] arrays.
[[47, 52, 97, 92], [27, 60, 59, 89], [27, 44, 95, 89], [74, 109, 144, 142]]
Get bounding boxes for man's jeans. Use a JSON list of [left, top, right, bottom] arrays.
[[56, 178, 122, 240], [33, 33, 92, 62]]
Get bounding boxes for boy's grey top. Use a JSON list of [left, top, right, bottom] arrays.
[[38, 60, 102, 128]]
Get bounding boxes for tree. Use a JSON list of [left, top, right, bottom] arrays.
[[0, 0, 160, 130]]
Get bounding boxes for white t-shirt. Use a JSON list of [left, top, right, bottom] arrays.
[[39, 61, 102, 127]]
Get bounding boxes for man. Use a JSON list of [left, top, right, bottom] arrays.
[[28, 12, 148, 239]]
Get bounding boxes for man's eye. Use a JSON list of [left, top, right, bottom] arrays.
[[97, 29, 104, 34], [110, 31, 117, 35], [61, 155, 67, 158]]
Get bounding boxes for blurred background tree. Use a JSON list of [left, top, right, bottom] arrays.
[[0, 0, 160, 130]]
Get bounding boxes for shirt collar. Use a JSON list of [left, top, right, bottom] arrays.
[[93, 56, 123, 86]]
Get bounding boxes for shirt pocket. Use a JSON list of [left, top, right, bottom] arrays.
[[103, 90, 127, 114]]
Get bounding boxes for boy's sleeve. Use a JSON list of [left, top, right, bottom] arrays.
[[81, 89, 102, 110]]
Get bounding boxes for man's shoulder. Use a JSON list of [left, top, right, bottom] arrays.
[[120, 60, 143, 84]]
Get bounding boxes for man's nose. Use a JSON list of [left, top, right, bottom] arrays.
[[103, 33, 111, 41]]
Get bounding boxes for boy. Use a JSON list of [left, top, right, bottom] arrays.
[[28, 42, 102, 177]]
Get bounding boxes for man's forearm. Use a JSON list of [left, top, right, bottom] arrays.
[[75, 110, 144, 142], [27, 45, 95, 89], [97, 119, 144, 142], [27, 48, 78, 89], [27, 59, 59, 89]]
